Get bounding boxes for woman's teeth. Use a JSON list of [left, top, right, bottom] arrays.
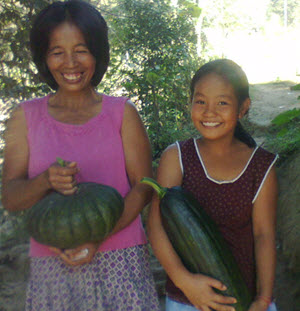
[[63, 73, 82, 80]]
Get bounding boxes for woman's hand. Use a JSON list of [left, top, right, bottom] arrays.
[[50, 242, 99, 266], [180, 272, 236, 311], [47, 160, 79, 195]]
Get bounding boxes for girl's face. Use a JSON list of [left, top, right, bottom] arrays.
[[191, 73, 249, 142], [46, 22, 96, 93]]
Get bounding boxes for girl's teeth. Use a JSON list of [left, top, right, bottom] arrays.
[[203, 122, 220, 127]]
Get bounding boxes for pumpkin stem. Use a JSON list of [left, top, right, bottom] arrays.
[[140, 177, 167, 199], [56, 157, 66, 167]]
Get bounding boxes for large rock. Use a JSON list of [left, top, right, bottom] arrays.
[[0, 209, 30, 311], [274, 151, 300, 311]]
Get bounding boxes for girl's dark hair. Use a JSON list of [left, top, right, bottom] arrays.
[[190, 59, 256, 148], [30, 0, 109, 90]]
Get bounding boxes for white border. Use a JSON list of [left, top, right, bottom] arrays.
[[193, 138, 259, 185]]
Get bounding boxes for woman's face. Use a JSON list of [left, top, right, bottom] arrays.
[[191, 73, 247, 142], [46, 22, 96, 93]]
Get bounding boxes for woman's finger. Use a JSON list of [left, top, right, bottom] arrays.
[[49, 247, 63, 255]]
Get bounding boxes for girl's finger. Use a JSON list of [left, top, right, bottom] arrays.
[[214, 293, 237, 305], [199, 305, 210, 311], [208, 278, 227, 292], [209, 301, 235, 311]]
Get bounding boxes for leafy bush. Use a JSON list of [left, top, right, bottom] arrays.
[[265, 109, 300, 163], [290, 84, 300, 91]]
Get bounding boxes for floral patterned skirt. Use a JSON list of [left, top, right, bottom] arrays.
[[25, 244, 160, 311]]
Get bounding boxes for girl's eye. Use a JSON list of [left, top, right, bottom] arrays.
[[195, 100, 205, 105], [219, 101, 229, 106]]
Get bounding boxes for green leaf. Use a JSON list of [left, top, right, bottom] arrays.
[[271, 109, 300, 126]]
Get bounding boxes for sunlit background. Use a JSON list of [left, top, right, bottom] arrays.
[[173, 0, 300, 84]]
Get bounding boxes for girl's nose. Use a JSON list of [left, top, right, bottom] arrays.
[[203, 103, 216, 115]]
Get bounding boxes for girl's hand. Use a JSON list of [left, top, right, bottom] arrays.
[[247, 298, 271, 311], [180, 272, 237, 311], [47, 160, 79, 195], [50, 242, 99, 266]]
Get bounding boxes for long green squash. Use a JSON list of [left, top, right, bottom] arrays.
[[141, 177, 252, 311], [25, 182, 124, 249]]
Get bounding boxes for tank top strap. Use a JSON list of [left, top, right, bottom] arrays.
[[176, 138, 205, 180], [102, 95, 128, 132], [21, 95, 51, 138], [247, 147, 278, 203]]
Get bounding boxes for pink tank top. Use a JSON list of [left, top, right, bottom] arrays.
[[21, 94, 147, 257]]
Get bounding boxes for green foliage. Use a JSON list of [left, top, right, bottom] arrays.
[[267, 0, 300, 27], [291, 84, 300, 91], [102, 0, 199, 158], [0, 0, 51, 108], [265, 109, 300, 162]]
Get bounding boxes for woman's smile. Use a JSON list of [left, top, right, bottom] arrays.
[[62, 72, 83, 82]]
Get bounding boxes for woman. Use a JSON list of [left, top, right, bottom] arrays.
[[2, 1, 160, 310]]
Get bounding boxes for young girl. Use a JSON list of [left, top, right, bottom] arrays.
[[148, 59, 278, 311]]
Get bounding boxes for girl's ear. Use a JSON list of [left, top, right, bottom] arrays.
[[238, 98, 251, 119]]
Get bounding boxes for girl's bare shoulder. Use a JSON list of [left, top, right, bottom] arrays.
[[157, 143, 182, 187]]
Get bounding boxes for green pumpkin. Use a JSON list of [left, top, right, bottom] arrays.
[[25, 182, 124, 249]]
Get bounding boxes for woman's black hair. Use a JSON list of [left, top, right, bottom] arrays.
[[30, 0, 109, 90], [190, 59, 256, 148]]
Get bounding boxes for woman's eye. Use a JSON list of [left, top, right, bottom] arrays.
[[49, 50, 63, 56], [76, 50, 88, 54], [195, 100, 205, 105]]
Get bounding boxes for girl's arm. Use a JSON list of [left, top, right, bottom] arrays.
[[1, 106, 79, 212], [147, 145, 236, 311], [249, 167, 278, 311], [110, 100, 153, 234]]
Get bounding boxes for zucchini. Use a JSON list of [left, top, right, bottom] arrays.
[[142, 177, 252, 311]]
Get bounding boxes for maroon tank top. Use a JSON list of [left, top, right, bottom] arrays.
[[166, 138, 277, 305]]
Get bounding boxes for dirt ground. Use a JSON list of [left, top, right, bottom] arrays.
[[249, 81, 300, 127]]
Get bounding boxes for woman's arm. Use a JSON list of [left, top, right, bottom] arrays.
[[1, 106, 78, 212], [147, 145, 236, 311], [110, 100, 153, 233], [249, 167, 277, 311]]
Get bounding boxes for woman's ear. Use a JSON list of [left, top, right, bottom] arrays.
[[238, 98, 251, 119]]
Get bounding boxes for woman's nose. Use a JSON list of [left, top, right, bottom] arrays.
[[64, 53, 77, 67]]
